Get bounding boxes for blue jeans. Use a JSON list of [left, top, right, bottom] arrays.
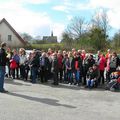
[[74, 70, 80, 83], [87, 79, 94, 87], [0, 66, 5, 91], [31, 67, 37, 83], [64, 71, 68, 82], [67, 70, 73, 83]]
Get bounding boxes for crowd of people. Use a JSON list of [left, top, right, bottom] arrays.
[[0, 42, 120, 93]]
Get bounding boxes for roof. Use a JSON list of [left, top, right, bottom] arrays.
[[0, 18, 26, 45]]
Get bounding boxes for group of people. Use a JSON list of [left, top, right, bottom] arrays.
[[0, 42, 120, 93]]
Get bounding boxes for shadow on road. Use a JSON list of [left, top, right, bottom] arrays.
[[5, 79, 31, 86], [7, 92, 76, 109]]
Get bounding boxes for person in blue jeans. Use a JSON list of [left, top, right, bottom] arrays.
[[86, 67, 94, 88], [29, 51, 39, 84], [65, 53, 74, 84], [73, 52, 82, 86], [0, 42, 8, 93], [86, 65, 100, 88]]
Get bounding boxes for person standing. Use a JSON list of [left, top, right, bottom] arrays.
[[0, 42, 8, 93], [6, 48, 13, 78], [73, 52, 82, 86], [83, 54, 95, 85], [12, 49, 20, 79], [39, 52, 49, 83], [19, 48, 27, 80], [51, 53, 59, 85], [57, 51, 63, 82], [107, 52, 120, 82], [29, 51, 39, 84], [98, 54, 106, 85]]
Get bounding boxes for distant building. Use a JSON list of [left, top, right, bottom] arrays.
[[0, 18, 26, 48], [43, 31, 57, 43]]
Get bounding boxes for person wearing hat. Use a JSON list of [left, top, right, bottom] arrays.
[[0, 42, 8, 93]]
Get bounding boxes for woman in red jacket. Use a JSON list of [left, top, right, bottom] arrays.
[[98, 54, 106, 85], [10, 58, 18, 79]]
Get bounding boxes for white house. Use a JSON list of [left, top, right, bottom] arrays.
[[0, 18, 26, 48]]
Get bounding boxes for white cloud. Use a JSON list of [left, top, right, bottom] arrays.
[[0, 0, 51, 5], [1, 0, 120, 42], [89, 0, 120, 9], [107, 10, 120, 29], [67, 15, 73, 21], [21, 0, 51, 4], [52, 5, 69, 13], [88, 0, 120, 30], [0, 0, 65, 41], [75, 0, 120, 30], [0, 2, 51, 36]]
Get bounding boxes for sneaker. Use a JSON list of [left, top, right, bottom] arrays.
[[74, 82, 77, 85], [110, 87, 115, 91], [84, 85, 88, 88], [5, 74, 8, 78]]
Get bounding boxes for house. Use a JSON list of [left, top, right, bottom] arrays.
[[0, 18, 26, 48], [43, 31, 57, 43]]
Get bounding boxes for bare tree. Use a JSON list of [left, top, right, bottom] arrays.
[[91, 9, 110, 40], [66, 17, 87, 39], [101, 10, 110, 39]]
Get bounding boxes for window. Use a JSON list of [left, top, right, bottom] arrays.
[[8, 35, 12, 41]]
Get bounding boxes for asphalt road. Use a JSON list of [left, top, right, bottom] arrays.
[[0, 78, 120, 120]]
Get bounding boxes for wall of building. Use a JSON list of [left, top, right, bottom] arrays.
[[0, 22, 24, 47]]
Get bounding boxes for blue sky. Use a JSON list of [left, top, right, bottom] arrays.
[[0, 0, 120, 41]]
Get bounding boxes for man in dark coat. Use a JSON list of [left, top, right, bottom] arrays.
[[51, 53, 59, 85], [39, 52, 50, 83], [29, 51, 39, 84], [83, 54, 95, 85], [0, 42, 8, 93]]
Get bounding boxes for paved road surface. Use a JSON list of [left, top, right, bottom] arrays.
[[0, 78, 120, 120]]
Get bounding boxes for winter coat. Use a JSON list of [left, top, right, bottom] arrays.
[[0, 48, 7, 66], [57, 55, 63, 69], [98, 56, 106, 71], [51, 57, 59, 73], [72, 57, 83, 72], [39, 56, 50, 70]]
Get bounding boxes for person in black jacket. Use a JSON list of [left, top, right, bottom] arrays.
[[86, 64, 100, 88], [39, 52, 50, 83], [107, 52, 120, 82], [0, 42, 8, 93], [29, 51, 39, 84], [72, 52, 83, 86], [51, 53, 59, 85], [83, 54, 95, 85]]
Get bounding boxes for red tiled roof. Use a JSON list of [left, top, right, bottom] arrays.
[[0, 18, 26, 45]]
